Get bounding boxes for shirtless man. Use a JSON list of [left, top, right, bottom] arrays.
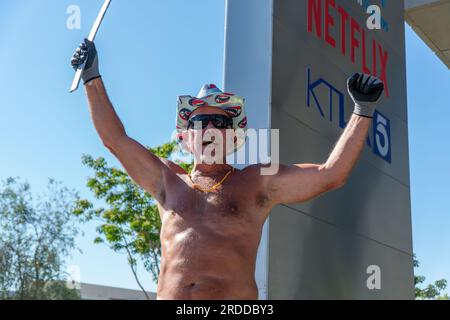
[[71, 39, 385, 300]]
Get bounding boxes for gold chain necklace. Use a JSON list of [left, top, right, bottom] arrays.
[[188, 168, 234, 193]]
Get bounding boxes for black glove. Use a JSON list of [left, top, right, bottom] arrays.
[[347, 73, 384, 118], [71, 39, 101, 84]]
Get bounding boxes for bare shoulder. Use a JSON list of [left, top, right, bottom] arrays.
[[241, 163, 284, 177], [240, 163, 264, 176], [158, 158, 187, 175], [240, 162, 290, 193], [239, 162, 283, 187]]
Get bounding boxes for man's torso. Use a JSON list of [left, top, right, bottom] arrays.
[[156, 164, 273, 300]]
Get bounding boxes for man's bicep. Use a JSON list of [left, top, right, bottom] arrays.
[[107, 135, 167, 202], [267, 163, 339, 205]]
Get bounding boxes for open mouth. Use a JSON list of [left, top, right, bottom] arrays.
[[202, 141, 214, 146]]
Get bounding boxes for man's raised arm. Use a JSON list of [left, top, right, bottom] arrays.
[[265, 73, 385, 206], [71, 39, 169, 203]]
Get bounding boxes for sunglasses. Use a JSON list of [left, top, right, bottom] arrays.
[[187, 114, 233, 130]]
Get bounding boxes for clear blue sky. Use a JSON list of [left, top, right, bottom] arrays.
[[0, 0, 448, 295]]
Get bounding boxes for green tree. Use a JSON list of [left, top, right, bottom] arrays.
[[73, 142, 192, 299], [414, 254, 449, 300], [0, 178, 81, 300]]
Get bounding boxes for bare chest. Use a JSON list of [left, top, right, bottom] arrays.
[[159, 170, 272, 252], [159, 176, 271, 236], [162, 189, 258, 224]]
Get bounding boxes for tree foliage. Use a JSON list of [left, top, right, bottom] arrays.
[[414, 254, 449, 300], [0, 178, 81, 300], [73, 142, 192, 298]]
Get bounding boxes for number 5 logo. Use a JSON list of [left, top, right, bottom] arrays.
[[373, 110, 391, 163]]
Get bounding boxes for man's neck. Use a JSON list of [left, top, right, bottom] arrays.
[[191, 162, 234, 178]]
